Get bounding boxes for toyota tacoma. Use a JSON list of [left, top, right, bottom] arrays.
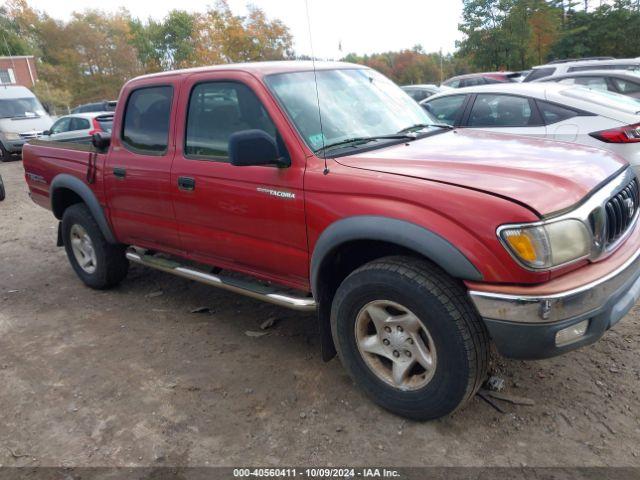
[[22, 62, 640, 420]]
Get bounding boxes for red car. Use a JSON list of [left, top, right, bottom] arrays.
[[441, 71, 522, 88], [23, 62, 640, 420]]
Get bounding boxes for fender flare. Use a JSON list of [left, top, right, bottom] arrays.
[[49, 174, 117, 244], [310, 215, 482, 297]]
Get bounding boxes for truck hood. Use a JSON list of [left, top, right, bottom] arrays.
[[335, 129, 627, 216], [0, 116, 53, 135]]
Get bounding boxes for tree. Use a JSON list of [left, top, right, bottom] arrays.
[[528, 2, 561, 64]]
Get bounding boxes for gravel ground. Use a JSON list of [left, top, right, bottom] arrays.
[[1, 159, 639, 468]]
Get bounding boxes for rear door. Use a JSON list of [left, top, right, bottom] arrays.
[[104, 80, 181, 251], [170, 70, 309, 290]]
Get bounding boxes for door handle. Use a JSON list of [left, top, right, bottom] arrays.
[[178, 176, 195, 191], [113, 167, 126, 179]]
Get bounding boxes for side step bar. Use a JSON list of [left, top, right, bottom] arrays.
[[126, 251, 317, 312]]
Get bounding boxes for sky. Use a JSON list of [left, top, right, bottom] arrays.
[[23, 0, 464, 58]]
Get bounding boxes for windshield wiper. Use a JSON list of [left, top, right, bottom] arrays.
[[397, 123, 453, 134], [314, 134, 414, 154]]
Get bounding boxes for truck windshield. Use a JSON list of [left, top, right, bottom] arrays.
[[265, 68, 434, 153], [0, 97, 47, 119]]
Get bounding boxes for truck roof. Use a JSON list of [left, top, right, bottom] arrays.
[[128, 61, 364, 83], [0, 85, 36, 99]]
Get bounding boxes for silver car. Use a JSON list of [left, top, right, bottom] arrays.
[[43, 112, 114, 143], [536, 70, 640, 99]]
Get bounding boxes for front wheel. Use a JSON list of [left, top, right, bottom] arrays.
[[331, 256, 489, 420], [0, 143, 9, 162], [61, 203, 129, 289]]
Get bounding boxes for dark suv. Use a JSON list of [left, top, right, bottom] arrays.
[[71, 100, 117, 114], [442, 72, 520, 88]]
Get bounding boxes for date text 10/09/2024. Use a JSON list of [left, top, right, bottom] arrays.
[[233, 468, 401, 478]]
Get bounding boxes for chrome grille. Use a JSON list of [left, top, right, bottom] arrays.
[[19, 131, 43, 140], [604, 177, 639, 247]]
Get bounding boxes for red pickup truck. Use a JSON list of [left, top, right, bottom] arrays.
[[23, 62, 640, 420]]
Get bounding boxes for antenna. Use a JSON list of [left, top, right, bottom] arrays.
[[304, 0, 329, 175]]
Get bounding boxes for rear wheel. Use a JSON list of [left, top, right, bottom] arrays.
[[331, 256, 489, 420], [0, 175, 5, 201], [61, 203, 129, 289]]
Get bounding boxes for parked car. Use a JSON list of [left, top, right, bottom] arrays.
[[401, 84, 440, 102], [441, 72, 520, 88], [536, 70, 640, 99], [522, 57, 640, 82], [23, 61, 640, 420], [0, 85, 53, 161], [71, 100, 117, 114], [421, 82, 640, 172], [42, 112, 114, 143]]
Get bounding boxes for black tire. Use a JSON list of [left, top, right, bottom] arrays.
[[0, 175, 5, 201], [61, 203, 129, 289], [0, 143, 9, 162], [331, 256, 489, 420]]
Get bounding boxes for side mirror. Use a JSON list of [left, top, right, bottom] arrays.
[[229, 130, 287, 167], [92, 132, 111, 152], [42, 130, 51, 136]]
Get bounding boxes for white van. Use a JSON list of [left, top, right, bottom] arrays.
[[0, 85, 53, 161]]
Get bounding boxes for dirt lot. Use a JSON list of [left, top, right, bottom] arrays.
[[1, 159, 639, 468]]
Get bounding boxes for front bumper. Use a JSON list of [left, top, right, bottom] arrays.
[[469, 248, 640, 359], [1, 139, 26, 153]]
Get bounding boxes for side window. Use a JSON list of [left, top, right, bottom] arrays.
[[185, 81, 277, 160], [537, 101, 578, 125], [444, 79, 460, 88], [468, 94, 532, 127], [612, 78, 640, 94], [558, 78, 576, 85], [122, 85, 173, 154], [573, 76, 609, 92], [461, 77, 482, 87], [50, 117, 71, 134], [524, 67, 556, 82], [69, 118, 90, 131], [406, 89, 431, 102], [423, 95, 466, 126]]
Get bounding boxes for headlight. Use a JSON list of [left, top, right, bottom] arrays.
[[2, 132, 21, 140], [499, 219, 591, 269]]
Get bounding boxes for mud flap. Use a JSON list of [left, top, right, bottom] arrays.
[[318, 297, 337, 362], [57, 222, 63, 247]]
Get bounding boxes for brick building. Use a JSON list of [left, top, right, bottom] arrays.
[[0, 56, 38, 88]]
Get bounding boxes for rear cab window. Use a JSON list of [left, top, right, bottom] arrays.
[[121, 85, 173, 155]]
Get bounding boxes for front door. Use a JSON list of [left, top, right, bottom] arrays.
[[104, 82, 181, 251], [171, 71, 309, 290]]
